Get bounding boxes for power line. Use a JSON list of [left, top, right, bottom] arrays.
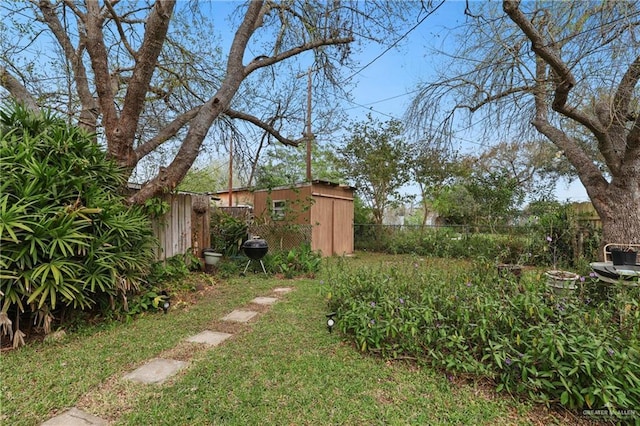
[[341, 5, 640, 112], [343, 87, 423, 112], [341, 98, 399, 119], [340, 0, 446, 84]]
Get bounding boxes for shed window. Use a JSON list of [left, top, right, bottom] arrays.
[[272, 200, 287, 220]]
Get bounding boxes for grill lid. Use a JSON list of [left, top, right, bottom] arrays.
[[242, 236, 268, 260], [242, 236, 268, 249]]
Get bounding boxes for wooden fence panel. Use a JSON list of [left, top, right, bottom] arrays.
[[191, 195, 211, 257], [151, 193, 211, 261]]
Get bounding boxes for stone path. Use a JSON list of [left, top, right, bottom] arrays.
[[40, 408, 108, 426], [40, 286, 294, 425], [221, 309, 259, 323]]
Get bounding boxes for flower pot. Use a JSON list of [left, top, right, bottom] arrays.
[[545, 270, 579, 295], [611, 249, 637, 266], [202, 249, 223, 266]]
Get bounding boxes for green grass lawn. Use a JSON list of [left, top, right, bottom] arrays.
[[1, 253, 593, 425]]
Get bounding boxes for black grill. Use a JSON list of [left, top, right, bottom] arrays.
[[242, 237, 268, 260], [241, 236, 268, 275]]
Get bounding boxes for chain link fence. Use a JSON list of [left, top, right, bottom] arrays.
[[248, 224, 312, 252], [354, 223, 601, 266]]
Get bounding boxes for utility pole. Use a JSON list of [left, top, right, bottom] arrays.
[[305, 67, 313, 182], [297, 67, 314, 182], [228, 134, 233, 206], [296, 67, 313, 182]]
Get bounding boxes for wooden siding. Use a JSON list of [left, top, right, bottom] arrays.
[[253, 186, 313, 225], [216, 188, 254, 207], [251, 182, 354, 256], [332, 196, 354, 255], [572, 201, 601, 229], [310, 191, 354, 256]]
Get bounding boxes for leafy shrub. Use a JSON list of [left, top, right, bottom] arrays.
[[210, 209, 248, 256], [525, 201, 600, 268], [325, 258, 640, 413], [264, 244, 322, 278], [215, 257, 243, 278], [355, 219, 599, 269], [0, 104, 157, 346], [146, 251, 200, 285], [383, 227, 533, 264]]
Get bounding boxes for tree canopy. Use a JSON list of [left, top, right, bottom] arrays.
[[338, 114, 412, 224], [253, 142, 344, 189], [409, 0, 640, 245], [1, 1, 422, 204]]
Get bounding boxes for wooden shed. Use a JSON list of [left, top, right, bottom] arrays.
[[215, 187, 254, 208], [223, 180, 354, 256]]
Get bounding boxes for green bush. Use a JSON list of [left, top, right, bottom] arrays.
[[146, 251, 200, 285], [355, 219, 599, 269], [525, 201, 600, 268], [325, 258, 640, 414], [383, 227, 532, 264], [0, 104, 157, 346], [264, 244, 322, 278], [210, 209, 248, 256]]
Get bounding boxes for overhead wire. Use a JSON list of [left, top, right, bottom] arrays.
[[336, 5, 640, 120], [340, 0, 447, 84]]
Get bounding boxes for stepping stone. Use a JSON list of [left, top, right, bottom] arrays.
[[222, 310, 258, 323], [186, 331, 232, 346], [41, 407, 108, 426], [123, 358, 187, 384], [251, 296, 278, 305], [273, 287, 294, 294]]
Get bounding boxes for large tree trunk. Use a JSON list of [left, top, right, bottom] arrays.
[[126, 1, 265, 204], [590, 180, 640, 257], [3, 1, 359, 206], [502, 1, 640, 251]]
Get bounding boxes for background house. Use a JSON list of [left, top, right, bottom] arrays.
[[216, 187, 254, 208]]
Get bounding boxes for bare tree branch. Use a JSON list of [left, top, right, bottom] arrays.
[[225, 108, 303, 147], [134, 106, 202, 161], [38, 0, 98, 133], [103, 0, 137, 58], [408, 0, 640, 243], [463, 85, 533, 113], [128, 1, 266, 204], [4, 0, 418, 206], [119, 0, 176, 146], [503, 0, 608, 141], [0, 66, 40, 113], [613, 54, 640, 151], [244, 36, 354, 76]]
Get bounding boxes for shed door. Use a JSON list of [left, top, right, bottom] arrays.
[[331, 199, 353, 255]]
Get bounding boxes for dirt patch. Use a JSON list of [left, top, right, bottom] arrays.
[[161, 341, 209, 362], [75, 375, 147, 422], [245, 302, 272, 313], [207, 321, 249, 335]]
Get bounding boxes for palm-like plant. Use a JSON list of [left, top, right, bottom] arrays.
[[0, 104, 157, 347]]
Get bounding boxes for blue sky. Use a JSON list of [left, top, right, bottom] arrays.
[[330, 1, 590, 202], [1, 1, 590, 202], [184, 1, 590, 202]]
